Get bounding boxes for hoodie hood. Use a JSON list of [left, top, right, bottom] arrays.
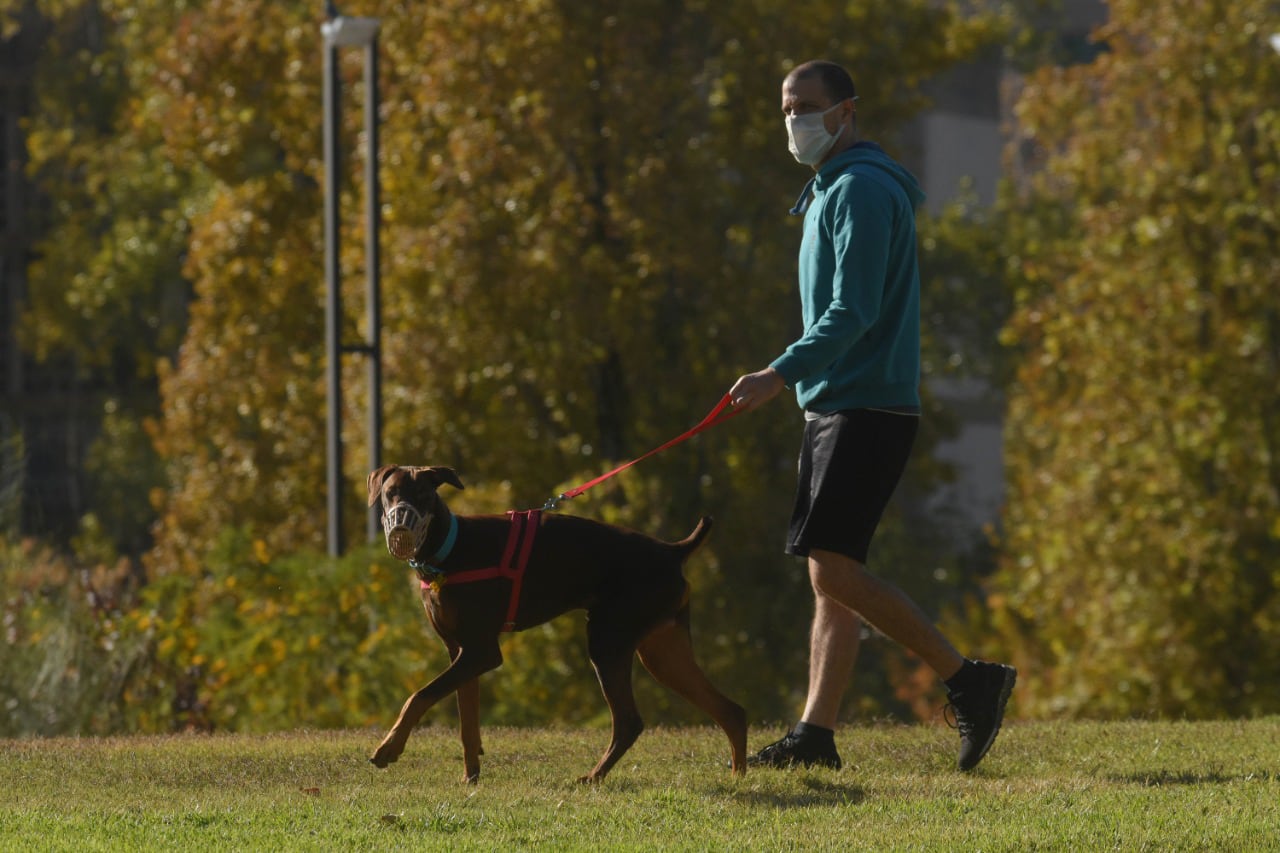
[[790, 141, 926, 215]]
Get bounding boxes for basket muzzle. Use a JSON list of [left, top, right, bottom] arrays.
[[383, 502, 432, 561]]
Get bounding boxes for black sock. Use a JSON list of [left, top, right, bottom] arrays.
[[793, 721, 835, 742], [945, 659, 979, 694]]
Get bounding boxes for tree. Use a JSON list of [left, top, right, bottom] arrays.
[[9, 0, 195, 555], [16, 0, 1007, 730], [966, 0, 1280, 717]]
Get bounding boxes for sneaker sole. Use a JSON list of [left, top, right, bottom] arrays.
[[746, 755, 842, 770], [747, 747, 839, 768], [960, 665, 1017, 772], [747, 762, 843, 770]]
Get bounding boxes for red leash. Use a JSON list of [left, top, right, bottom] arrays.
[[543, 394, 744, 510]]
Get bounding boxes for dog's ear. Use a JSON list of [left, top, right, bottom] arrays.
[[367, 466, 398, 507], [419, 466, 465, 491]]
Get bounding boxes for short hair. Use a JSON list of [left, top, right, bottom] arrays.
[[787, 60, 857, 103]]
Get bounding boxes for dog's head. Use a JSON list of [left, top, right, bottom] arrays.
[[366, 466, 465, 560]]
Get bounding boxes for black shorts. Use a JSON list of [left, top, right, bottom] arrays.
[[786, 409, 919, 565]]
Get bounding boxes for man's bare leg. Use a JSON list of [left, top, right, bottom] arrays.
[[799, 575, 861, 729], [805, 547, 1015, 772], [808, 548, 964, 680]]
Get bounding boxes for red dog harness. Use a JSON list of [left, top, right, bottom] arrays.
[[418, 509, 540, 633]]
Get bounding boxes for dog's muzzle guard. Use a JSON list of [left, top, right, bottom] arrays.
[[384, 503, 431, 561]]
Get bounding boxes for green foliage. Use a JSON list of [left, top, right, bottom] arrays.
[[15, 0, 1009, 731], [81, 402, 167, 556], [966, 0, 1280, 717], [0, 432, 22, 536], [119, 534, 457, 733], [919, 190, 1017, 387], [16, 0, 190, 555], [0, 537, 147, 736], [145, 0, 1003, 726]]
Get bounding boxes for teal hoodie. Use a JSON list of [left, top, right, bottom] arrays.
[[769, 142, 926, 413]]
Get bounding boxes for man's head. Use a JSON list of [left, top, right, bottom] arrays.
[[781, 60, 858, 169]]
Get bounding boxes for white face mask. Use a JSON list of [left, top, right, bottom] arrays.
[[785, 101, 846, 165]]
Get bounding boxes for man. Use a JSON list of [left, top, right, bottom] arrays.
[[728, 59, 1016, 772]]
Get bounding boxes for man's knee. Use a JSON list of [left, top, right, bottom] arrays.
[[808, 549, 866, 599]]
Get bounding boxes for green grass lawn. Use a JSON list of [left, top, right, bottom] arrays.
[[3, 719, 1277, 851]]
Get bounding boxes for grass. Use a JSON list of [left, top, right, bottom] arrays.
[[2, 719, 1278, 851]]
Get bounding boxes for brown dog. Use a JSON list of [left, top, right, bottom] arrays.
[[366, 464, 747, 783]]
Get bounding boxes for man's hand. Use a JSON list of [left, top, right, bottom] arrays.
[[729, 368, 786, 412]]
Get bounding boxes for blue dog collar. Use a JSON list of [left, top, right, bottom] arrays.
[[429, 513, 459, 565]]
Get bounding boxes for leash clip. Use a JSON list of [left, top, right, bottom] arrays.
[[542, 493, 569, 512]]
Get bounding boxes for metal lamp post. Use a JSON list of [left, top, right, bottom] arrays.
[[323, 5, 382, 557]]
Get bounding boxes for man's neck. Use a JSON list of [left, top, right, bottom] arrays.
[[813, 130, 859, 171]]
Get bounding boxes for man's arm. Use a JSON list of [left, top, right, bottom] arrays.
[[768, 178, 894, 386], [729, 177, 895, 411]]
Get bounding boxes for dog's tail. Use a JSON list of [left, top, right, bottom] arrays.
[[673, 515, 714, 556]]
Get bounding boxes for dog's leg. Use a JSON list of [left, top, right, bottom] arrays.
[[456, 675, 483, 784], [440, 640, 485, 784], [637, 612, 748, 775], [370, 642, 502, 769], [580, 616, 645, 784]]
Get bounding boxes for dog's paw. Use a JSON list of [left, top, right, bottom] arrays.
[[369, 743, 403, 769]]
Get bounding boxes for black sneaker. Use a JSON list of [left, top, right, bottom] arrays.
[[747, 729, 842, 770], [945, 661, 1017, 771]]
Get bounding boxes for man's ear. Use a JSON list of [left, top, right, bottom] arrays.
[[367, 466, 398, 507]]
